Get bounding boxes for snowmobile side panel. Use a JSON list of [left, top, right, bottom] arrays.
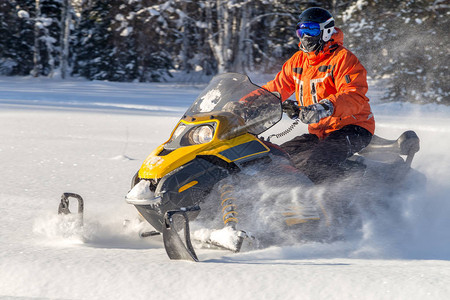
[[133, 143, 282, 232], [156, 157, 230, 207], [218, 140, 269, 162], [135, 157, 229, 232], [134, 205, 165, 231]]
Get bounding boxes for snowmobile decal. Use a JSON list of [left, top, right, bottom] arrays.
[[178, 180, 198, 193]]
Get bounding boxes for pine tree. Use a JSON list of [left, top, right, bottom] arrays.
[[59, 0, 74, 79], [72, 0, 115, 80], [389, 0, 449, 104], [1, 0, 448, 104], [338, 0, 449, 104], [0, 0, 35, 75], [72, 0, 173, 82], [113, 0, 172, 82], [37, 0, 63, 77]]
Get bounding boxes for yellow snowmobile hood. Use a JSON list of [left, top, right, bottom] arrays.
[[138, 112, 270, 180]]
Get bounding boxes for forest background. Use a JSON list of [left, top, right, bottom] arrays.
[[0, 0, 448, 104]]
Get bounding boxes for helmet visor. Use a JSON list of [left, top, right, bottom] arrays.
[[296, 22, 321, 38]]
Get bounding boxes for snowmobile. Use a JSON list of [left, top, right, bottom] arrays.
[[125, 73, 422, 262]]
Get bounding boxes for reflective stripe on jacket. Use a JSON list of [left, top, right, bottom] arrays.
[[262, 28, 375, 139]]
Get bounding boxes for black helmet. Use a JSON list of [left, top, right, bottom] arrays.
[[297, 7, 335, 52], [298, 7, 333, 24]]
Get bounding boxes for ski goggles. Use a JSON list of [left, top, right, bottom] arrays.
[[296, 22, 321, 38]]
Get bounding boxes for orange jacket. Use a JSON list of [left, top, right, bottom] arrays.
[[263, 28, 375, 139]]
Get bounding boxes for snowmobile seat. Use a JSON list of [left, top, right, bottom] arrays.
[[357, 130, 420, 167]]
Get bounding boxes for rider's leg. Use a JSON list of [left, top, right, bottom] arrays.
[[283, 125, 372, 184]]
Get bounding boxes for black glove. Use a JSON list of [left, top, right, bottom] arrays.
[[299, 99, 334, 124], [282, 100, 300, 120]]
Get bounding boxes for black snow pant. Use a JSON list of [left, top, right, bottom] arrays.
[[280, 125, 373, 184]]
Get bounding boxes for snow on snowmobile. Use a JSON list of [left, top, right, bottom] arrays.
[[125, 73, 422, 262]]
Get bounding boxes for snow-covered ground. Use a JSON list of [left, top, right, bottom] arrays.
[[1, 75, 449, 299]]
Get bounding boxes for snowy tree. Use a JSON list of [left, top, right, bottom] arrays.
[[0, 1, 34, 75], [387, 0, 449, 104], [29, 0, 63, 77], [71, 0, 114, 80], [72, 0, 173, 82], [117, 0, 173, 82], [0, 0, 448, 103], [182, 0, 300, 75], [59, 0, 73, 79], [339, 0, 449, 104], [0, 0, 77, 77]]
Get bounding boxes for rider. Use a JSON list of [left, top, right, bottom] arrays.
[[262, 7, 375, 183]]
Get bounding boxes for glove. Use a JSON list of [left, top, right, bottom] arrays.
[[282, 100, 300, 120], [299, 99, 334, 124]]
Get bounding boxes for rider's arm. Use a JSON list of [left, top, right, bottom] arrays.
[[326, 51, 370, 118]]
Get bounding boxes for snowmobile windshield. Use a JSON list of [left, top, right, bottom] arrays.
[[184, 73, 282, 135]]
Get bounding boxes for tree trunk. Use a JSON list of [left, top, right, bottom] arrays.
[[180, 1, 191, 73], [32, 0, 41, 77], [233, 3, 249, 73], [60, 0, 71, 79]]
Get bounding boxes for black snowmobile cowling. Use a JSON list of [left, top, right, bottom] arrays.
[[125, 73, 422, 262]]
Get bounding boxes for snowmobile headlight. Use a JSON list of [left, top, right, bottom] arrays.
[[191, 125, 214, 144], [173, 124, 186, 139]]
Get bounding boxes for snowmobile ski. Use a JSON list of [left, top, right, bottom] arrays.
[[162, 207, 200, 262]]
